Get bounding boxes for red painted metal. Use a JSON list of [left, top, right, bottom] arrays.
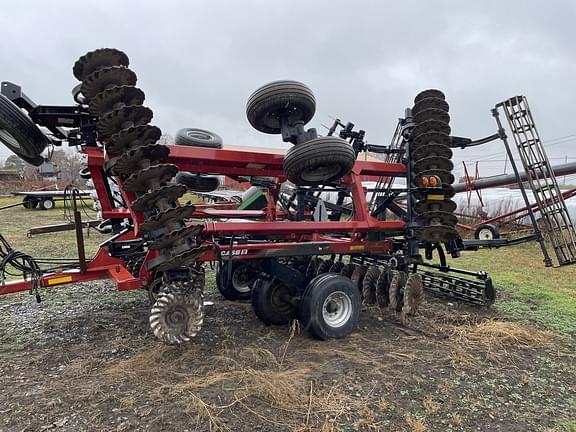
[[2, 144, 407, 297], [0, 246, 140, 296]]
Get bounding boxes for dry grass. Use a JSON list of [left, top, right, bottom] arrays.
[[449, 320, 555, 348], [405, 415, 427, 432]]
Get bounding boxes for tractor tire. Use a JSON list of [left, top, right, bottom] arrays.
[[246, 80, 316, 134], [299, 273, 361, 340], [39, 198, 55, 210], [283, 137, 356, 186], [474, 224, 500, 241], [175, 172, 220, 192], [217, 261, 257, 301], [0, 93, 48, 166], [174, 128, 223, 148], [251, 275, 298, 325]]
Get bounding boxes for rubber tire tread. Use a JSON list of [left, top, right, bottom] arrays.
[[299, 273, 361, 340], [0, 94, 48, 165], [217, 261, 252, 301], [284, 137, 356, 186], [251, 275, 295, 325], [174, 128, 223, 148], [175, 173, 220, 193], [246, 81, 316, 134]]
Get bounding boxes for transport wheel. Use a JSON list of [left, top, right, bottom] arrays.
[[474, 224, 500, 241], [175, 172, 220, 192], [299, 273, 361, 340], [251, 275, 298, 325], [22, 196, 38, 209], [246, 80, 316, 134], [389, 271, 408, 312], [39, 198, 55, 210], [283, 137, 356, 186], [217, 261, 258, 301], [361, 265, 381, 305], [0, 93, 48, 166], [174, 128, 223, 148]]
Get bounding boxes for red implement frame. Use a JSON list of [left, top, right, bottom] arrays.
[[2, 145, 406, 296]]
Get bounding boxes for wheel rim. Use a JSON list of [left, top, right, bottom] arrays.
[[322, 291, 352, 328], [231, 266, 252, 293], [0, 129, 21, 149], [478, 228, 493, 240], [44, 200, 54, 209], [300, 164, 340, 183]]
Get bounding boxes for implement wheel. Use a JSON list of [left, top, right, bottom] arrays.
[[0, 93, 48, 166], [217, 261, 258, 301], [299, 273, 360, 340], [246, 80, 316, 134], [251, 275, 298, 325], [474, 224, 500, 241], [283, 137, 355, 186]]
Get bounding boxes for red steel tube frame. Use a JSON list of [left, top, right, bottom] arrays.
[[2, 145, 406, 296]]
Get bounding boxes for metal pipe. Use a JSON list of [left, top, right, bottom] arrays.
[[453, 161, 576, 193]]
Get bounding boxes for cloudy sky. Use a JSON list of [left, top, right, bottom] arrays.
[[1, 0, 575, 180]]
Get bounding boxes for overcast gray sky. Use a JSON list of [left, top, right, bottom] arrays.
[[1, 0, 575, 179]]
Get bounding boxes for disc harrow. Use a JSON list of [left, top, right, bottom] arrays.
[[73, 48, 210, 344], [411, 89, 458, 243], [2, 47, 528, 347]]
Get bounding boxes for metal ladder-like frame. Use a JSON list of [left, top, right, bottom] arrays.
[[495, 96, 576, 266]]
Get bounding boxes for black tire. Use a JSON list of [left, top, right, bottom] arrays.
[[283, 137, 356, 186], [246, 80, 316, 134], [175, 172, 220, 192], [174, 128, 223, 148], [0, 93, 48, 166], [474, 224, 500, 241], [22, 196, 38, 209], [217, 261, 257, 301], [251, 275, 298, 325], [299, 273, 361, 340], [39, 198, 55, 210]]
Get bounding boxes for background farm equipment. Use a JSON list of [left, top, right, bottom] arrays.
[[0, 48, 575, 345]]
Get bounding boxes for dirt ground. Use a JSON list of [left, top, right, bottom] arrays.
[[0, 277, 574, 432]]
